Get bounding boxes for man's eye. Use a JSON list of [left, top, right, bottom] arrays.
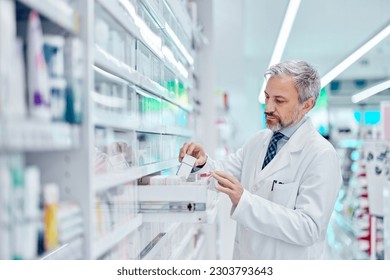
[[275, 99, 284, 104]]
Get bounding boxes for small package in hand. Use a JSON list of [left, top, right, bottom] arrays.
[[176, 154, 196, 180]]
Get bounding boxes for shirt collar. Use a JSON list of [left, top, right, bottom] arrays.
[[280, 115, 308, 139]]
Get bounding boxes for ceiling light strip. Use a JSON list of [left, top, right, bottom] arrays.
[[351, 79, 390, 103], [321, 23, 390, 89], [258, 0, 301, 103]]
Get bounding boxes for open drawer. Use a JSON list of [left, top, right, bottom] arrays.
[[138, 184, 218, 223]]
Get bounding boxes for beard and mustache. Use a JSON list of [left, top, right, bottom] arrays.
[[265, 106, 301, 132]]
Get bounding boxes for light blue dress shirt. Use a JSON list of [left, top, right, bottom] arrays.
[[276, 116, 308, 153]]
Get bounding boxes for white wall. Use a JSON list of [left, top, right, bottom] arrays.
[[214, 0, 262, 150], [198, 0, 267, 260]]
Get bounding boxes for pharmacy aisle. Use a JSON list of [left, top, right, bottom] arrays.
[[3, 0, 390, 262], [1, 0, 85, 260], [1, 0, 218, 260], [326, 111, 390, 259]]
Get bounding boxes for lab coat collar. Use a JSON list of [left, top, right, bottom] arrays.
[[284, 117, 314, 153], [256, 118, 315, 181], [280, 115, 308, 139]]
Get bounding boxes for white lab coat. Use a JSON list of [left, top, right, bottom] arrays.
[[203, 118, 341, 259]]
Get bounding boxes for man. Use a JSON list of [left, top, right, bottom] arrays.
[[179, 60, 341, 259]]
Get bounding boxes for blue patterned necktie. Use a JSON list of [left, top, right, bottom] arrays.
[[262, 132, 284, 169]]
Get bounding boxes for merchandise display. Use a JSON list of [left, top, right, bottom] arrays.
[[0, 0, 211, 260], [0, 154, 84, 260], [329, 136, 389, 259], [1, 0, 390, 263]]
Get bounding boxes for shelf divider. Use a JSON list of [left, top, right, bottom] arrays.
[[18, 0, 78, 33], [94, 159, 179, 193], [92, 214, 142, 259]]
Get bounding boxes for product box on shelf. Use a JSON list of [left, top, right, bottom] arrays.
[[161, 99, 188, 129], [160, 134, 176, 161], [136, 41, 156, 81], [135, 87, 162, 130], [95, 4, 126, 63], [137, 132, 161, 166], [126, 33, 137, 69], [94, 180, 138, 239], [365, 141, 388, 217], [94, 69, 128, 117], [94, 127, 136, 175]]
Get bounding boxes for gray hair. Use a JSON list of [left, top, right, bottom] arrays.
[[264, 60, 321, 104]]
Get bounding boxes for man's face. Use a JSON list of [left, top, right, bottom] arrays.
[[264, 75, 310, 131]]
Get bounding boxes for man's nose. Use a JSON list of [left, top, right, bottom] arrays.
[[265, 101, 275, 113]]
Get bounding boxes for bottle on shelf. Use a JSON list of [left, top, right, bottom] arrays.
[[27, 11, 51, 121]]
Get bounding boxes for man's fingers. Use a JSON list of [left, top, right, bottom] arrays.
[[179, 142, 194, 161], [211, 172, 234, 189], [212, 171, 239, 185], [214, 177, 243, 207], [179, 142, 201, 157], [195, 157, 206, 166], [215, 184, 233, 195], [179, 141, 207, 167], [182, 142, 192, 154], [187, 142, 201, 156]]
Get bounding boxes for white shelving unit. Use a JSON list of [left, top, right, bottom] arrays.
[[17, 0, 79, 34], [94, 45, 141, 86], [140, 223, 179, 260], [92, 214, 142, 259], [1, 0, 213, 260], [88, 0, 214, 260], [139, 184, 219, 223], [94, 159, 179, 193], [169, 227, 194, 259], [0, 0, 87, 261], [141, 208, 218, 224], [0, 119, 80, 151], [189, 234, 206, 260]]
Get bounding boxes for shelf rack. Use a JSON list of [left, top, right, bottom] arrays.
[[17, 0, 79, 34], [1, 0, 211, 261], [92, 214, 143, 259]]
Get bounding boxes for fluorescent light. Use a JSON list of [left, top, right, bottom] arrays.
[[258, 0, 301, 103], [268, 0, 301, 68], [321, 23, 390, 88], [351, 79, 390, 103], [164, 23, 194, 65]]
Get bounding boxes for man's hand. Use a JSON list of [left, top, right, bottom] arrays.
[[179, 141, 207, 166], [211, 171, 243, 207]]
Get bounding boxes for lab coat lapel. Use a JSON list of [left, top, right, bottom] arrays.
[[259, 145, 291, 180], [255, 119, 314, 183], [255, 131, 273, 169], [252, 131, 272, 186]]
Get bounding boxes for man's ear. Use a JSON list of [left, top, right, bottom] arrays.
[[302, 98, 315, 113]]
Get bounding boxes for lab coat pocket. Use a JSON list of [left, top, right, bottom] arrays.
[[269, 181, 299, 209], [251, 179, 273, 200]]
